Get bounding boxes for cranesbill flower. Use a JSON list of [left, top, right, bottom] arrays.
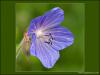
[[27, 7, 74, 68]]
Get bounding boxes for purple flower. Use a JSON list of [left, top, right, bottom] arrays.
[[27, 7, 74, 68]]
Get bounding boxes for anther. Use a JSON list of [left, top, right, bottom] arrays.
[[44, 33, 53, 45]]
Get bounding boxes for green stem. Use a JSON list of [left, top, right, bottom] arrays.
[[16, 38, 24, 59]]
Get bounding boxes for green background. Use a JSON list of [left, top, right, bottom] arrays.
[[0, 0, 99, 75]]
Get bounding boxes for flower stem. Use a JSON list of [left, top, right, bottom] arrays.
[[16, 38, 24, 59]]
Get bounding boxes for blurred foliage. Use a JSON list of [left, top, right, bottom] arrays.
[[16, 3, 85, 72]]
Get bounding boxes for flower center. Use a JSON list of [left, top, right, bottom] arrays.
[[35, 30, 53, 45], [35, 30, 44, 38]]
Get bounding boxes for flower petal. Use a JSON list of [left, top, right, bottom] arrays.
[[28, 7, 64, 35], [40, 7, 64, 30], [28, 16, 43, 36], [30, 33, 36, 56], [45, 26, 74, 50], [30, 39, 59, 68]]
